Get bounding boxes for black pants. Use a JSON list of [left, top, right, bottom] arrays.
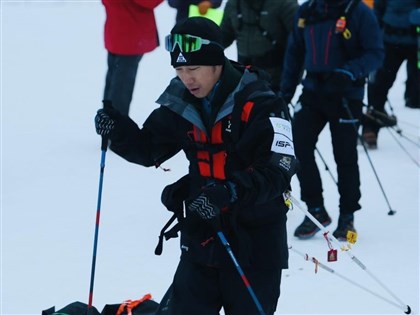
[[103, 52, 143, 116], [293, 90, 363, 214], [170, 259, 282, 315], [368, 43, 419, 113]]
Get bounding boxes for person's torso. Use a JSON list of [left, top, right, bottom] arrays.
[[155, 65, 289, 269], [379, 0, 418, 46], [299, 0, 364, 72], [102, 0, 161, 55], [224, 0, 295, 57]]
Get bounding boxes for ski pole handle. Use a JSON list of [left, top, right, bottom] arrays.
[[101, 136, 108, 152]]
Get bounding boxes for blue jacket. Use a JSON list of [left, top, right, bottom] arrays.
[[375, 0, 418, 46], [281, 0, 384, 101]]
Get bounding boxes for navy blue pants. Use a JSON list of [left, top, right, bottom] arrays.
[[170, 259, 282, 315], [103, 52, 143, 116], [293, 90, 363, 214]]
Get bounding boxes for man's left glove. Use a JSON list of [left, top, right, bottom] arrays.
[[94, 100, 121, 137], [186, 183, 233, 229], [198, 1, 212, 15], [161, 175, 190, 215]]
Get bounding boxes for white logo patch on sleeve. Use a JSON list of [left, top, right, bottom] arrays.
[[269, 117, 295, 156]]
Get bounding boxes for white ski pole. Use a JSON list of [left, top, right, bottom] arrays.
[[290, 245, 410, 313], [289, 195, 411, 314]]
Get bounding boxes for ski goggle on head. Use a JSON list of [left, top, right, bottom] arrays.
[[165, 34, 222, 53]]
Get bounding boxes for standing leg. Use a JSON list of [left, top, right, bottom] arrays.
[[364, 44, 405, 146], [171, 259, 222, 315], [292, 91, 331, 239], [103, 52, 143, 116], [405, 45, 420, 108], [329, 99, 363, 239], [293, 93, 327, 208], [221, 267, 282, 315]]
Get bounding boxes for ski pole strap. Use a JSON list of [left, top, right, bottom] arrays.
[[155, 213, 180, 256], [116, 294, 152, 315]]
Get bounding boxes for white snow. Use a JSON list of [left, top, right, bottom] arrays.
[[1, 1, 419, 315]]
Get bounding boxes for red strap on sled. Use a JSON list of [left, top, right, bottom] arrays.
[[116, 293, 152, 315]]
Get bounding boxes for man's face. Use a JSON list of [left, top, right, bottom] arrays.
[[175, 65, 223, 98]]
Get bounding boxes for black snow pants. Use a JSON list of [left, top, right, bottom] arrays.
[[169, 258, 282, 315], [292, 89, 363, 214]]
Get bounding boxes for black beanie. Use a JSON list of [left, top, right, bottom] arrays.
[[169, 17, 225, 67]]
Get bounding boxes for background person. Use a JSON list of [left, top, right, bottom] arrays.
[[102, 0, 163, 116], [220, 0, 299, 92], [280, 0, 384, 240]]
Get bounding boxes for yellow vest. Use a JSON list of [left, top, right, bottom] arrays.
[[362, 0, 374, 9]]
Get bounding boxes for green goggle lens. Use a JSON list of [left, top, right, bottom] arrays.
[[165, 34, 211, 53]]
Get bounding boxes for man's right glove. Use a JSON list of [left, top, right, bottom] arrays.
[[186, 183, 233, 229], [94, 100, 121, 137]]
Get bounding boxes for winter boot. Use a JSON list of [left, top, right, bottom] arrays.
[[364, 108, 397, 127], [333, 213, 356, 241], [294, 207, 332, 239], [362, 128, 378, 149]]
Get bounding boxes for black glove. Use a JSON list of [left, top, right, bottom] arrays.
[[94, 100, 121, 137], [324, 70, 353, 95], [161, 175, 190, 214], [186, 184, 232, 229]]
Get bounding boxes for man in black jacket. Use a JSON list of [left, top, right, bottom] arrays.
[[95, 17, 296, 315]]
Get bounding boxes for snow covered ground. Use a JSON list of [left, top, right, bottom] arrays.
[[1, 1, 419, 315]]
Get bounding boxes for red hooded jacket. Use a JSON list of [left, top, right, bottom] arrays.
[[102, 0, 163, 55]]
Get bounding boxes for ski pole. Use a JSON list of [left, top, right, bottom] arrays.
[[342, 99, 396, 215], [315, 147, 337, 185], [289, 246, 412, 313], [392, 126, 420, 148], [386, 128, 420, 167], [217, 231, 266, 315], [88, 136, 108, 314], [289, 195, 411, 314]]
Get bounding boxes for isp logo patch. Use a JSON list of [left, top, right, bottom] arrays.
[[269, 117, 295, 156]]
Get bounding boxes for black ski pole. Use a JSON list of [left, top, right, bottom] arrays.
[[386, 128, 420, 167], [88, 136, 108, 314], [342, 99, 396, 215], [391, 126, 420, 148], [315, 147, 338, 185], [217, 231, 266, 315]]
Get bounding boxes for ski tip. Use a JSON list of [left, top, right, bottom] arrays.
[[404, 305, 411, 314]]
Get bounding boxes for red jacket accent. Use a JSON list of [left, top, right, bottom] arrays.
[[102, 0, 163, 55]]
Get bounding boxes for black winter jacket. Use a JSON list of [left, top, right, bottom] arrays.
[[109, 59, 296, 269]]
